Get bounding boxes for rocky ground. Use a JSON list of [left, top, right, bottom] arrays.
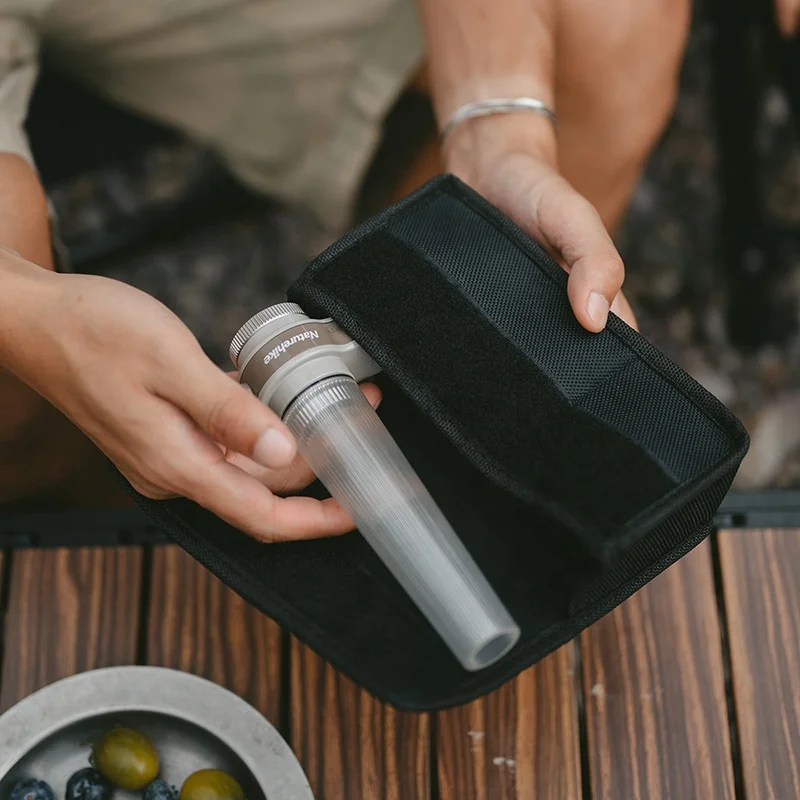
[[615, 10, 800, 490], [46, 7, 800, 492]]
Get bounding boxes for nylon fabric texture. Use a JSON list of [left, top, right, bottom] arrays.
[[123, 175, 749, 710]]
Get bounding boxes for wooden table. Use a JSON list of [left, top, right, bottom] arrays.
[[1, 530, 798, 799]]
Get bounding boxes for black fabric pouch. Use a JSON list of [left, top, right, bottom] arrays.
[[127, 175, 749, 711]]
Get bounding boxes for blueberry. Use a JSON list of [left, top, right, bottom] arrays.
[[8, 780, 55, 800], [143, 780, 177, 800], [66, 769, 112, 800]]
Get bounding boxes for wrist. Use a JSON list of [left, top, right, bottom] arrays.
[[443, 111, 557, 186], [435, 74, 555, 123]]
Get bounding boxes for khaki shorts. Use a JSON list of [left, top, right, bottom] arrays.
[[18, 0, 425, 235]]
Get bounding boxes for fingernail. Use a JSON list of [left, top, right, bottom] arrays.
[[587, 292, 610, 329], [253, 428, 295, 468]]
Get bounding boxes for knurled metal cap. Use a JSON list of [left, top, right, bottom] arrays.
[[229, 302, 305, 367]]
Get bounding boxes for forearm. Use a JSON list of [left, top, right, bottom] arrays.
[[417, 0, 555, 112], [413, 0, 632, 334], [415, 0, 557, 166], [0, 155, 58, 371], [0, 153, 53, 268], [0, 250, 56, 373]]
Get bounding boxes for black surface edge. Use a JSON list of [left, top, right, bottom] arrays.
[[0, 491, 796, 550]]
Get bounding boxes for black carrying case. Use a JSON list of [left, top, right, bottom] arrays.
[[126, 175, 749, 711]]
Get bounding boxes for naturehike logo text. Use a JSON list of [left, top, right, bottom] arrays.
[[263, 330, 319, 364]]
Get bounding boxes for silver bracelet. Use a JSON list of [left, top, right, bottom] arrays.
[[440, 97, 557, 144]]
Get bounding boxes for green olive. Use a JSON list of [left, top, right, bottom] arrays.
[[179, 771, 245, 800], [91, 727, 160, 791]]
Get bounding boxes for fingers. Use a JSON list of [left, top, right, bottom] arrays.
[[776, 0, 800, 37], [121, 399, 355, 541], [224, 449, 318, 494], [145, 348, 385, 541], [223, 382, 384, 495], [164, 351, 297, 470], [535, 180, 625, 332], [358, 382, 383, 409], [251, 495, 356, 542], [184, 457, 355, 542], [162, 370, 382, 540]]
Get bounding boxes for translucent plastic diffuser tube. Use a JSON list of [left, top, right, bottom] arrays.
[[283, 375, 520, 670], [230, 303, 520, 670]]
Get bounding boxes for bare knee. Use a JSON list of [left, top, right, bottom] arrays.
[[609, 0, 689, 153], [555, 0, 691, 223]]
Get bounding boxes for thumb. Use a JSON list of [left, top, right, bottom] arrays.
[[223, 381, 384, 488], [536, 180, 625, 333], [168, 355, 297, 469]]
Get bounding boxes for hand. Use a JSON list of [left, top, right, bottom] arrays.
[[443, 114, 638, 331], [3, 256, 378, 542], [220, 370, 382, 499], [775, 0, 800, 38]]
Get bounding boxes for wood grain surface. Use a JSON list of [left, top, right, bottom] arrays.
[[146, 545, 283, 724], [436, 643, 582, 800], [290, 639, 430, 800], [3, 530, 800, 800], [580, 541, 735, 800], [0, 547, 143, 711], [719, 528, 800, 800]]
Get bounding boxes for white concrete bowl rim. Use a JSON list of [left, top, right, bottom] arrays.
[[0, 666, 314, 800]]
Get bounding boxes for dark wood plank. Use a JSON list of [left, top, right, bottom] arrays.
[[146, 546, 282, 722], [291, 639, 430, 800], [0, 547, 143, 711], [581, 540, 735, 799], [436, 642, 581, 800], [719, 528, 800, 800]]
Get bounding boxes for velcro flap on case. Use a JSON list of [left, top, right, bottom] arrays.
[[289, 175, 741, 564]]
